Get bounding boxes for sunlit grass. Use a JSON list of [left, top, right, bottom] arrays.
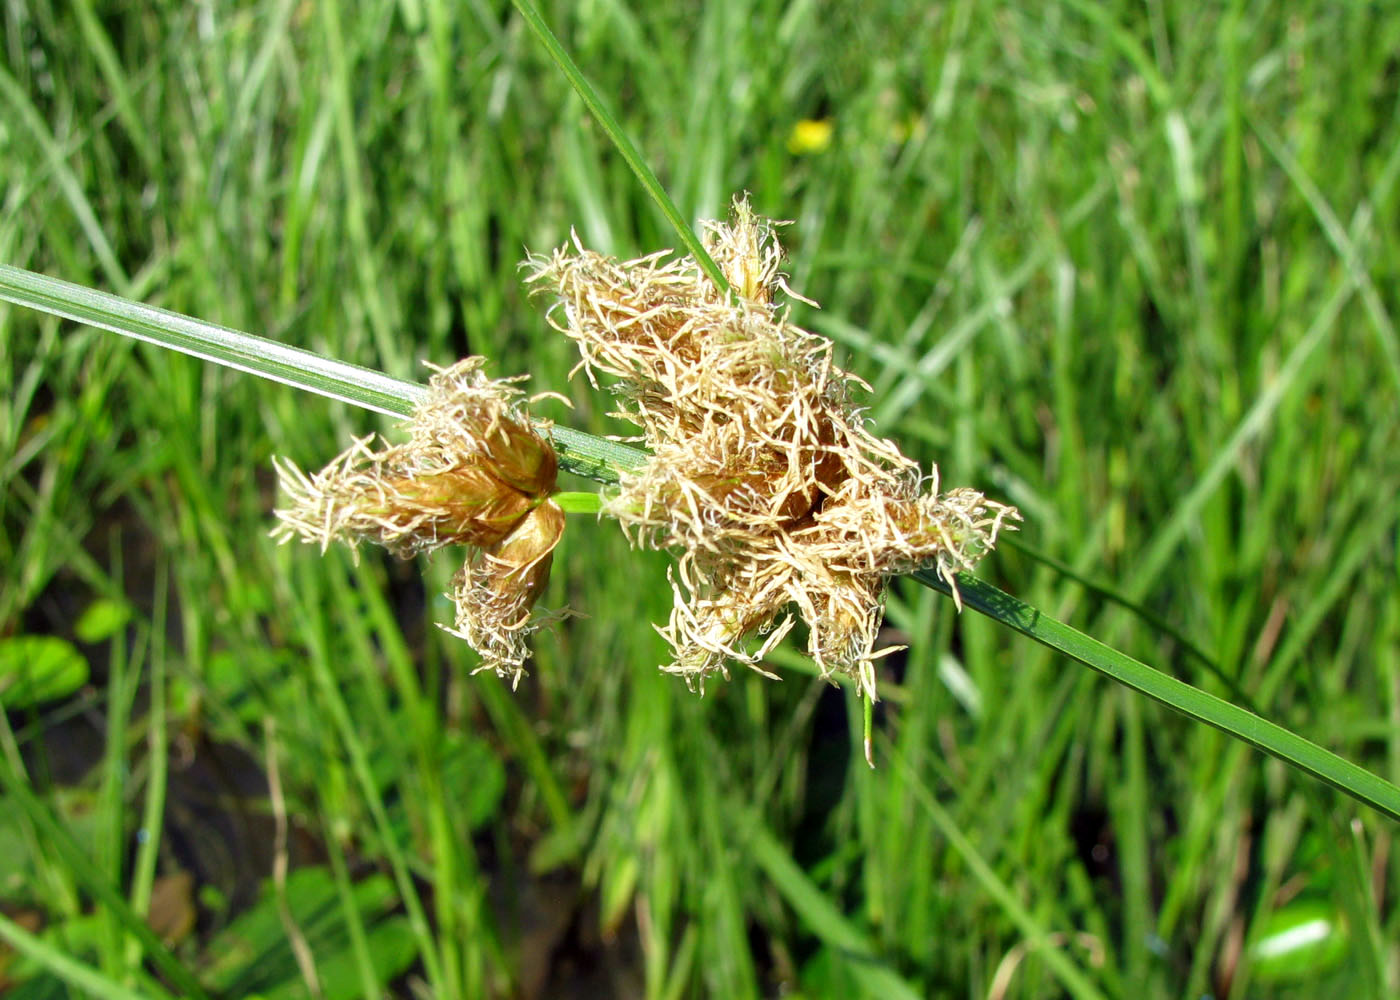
[[3, 2, 1398, 998]]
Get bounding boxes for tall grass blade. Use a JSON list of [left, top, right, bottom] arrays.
[[0, 910, 169, 1000], [892, 763, 1112, 1000], [508, 0, 732, 297], [0, 262, 421, 417], [0, 263, 644, 484], [741, 811, 925, 1000], [0, 770, 211, 999]]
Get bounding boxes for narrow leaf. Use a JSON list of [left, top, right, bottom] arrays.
[[509, 0, 732, 297], [916, 570, 1400, 823], [0, 262, 422, 417], [0, 263, 645, 485]]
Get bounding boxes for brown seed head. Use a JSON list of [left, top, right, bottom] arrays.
[[527, 196, 1020, 699], [444, 499, 567, 686], [271, 356, 566, 680]]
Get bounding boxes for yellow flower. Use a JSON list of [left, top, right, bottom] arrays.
[[787, 118, 834, 155]]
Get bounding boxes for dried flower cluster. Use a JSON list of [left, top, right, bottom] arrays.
[[271, 200, 1019, 706], [527, 198, 1019, 701], [271, 358, 564, 685]]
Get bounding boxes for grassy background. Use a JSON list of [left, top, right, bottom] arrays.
[[3, 1, 1399, 997]]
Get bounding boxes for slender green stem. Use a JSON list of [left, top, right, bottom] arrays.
[[550, 425, 645, 485], [508, 0, 732, 298], [915, 569, 1400, 823], [0, 262, 644, 484], [128, 569, 170, 969], [553, 490, 605, 514], [0, 262, 421, 418]]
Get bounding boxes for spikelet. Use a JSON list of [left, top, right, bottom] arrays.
[[528, 197, 1019, 701], [272, 357, 564, 682], [443, 499, 566, 688]]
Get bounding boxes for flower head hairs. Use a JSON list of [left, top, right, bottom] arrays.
[[272, 358, 566, 686], [527, 197, 1019, 701], [274, 198, 1019, 708]]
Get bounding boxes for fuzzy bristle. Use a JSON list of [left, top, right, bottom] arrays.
[[271, 357, 565, 680], [528, 196, 1019, 699]]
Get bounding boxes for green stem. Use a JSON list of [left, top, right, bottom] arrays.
[[552, 490, 605, 514], [915, 569, 1400, 823], [0, 262, 643, 485], [508, 0, 732, 298]]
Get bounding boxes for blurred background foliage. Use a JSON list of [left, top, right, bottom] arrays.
[[2, 1, 1398, 997]]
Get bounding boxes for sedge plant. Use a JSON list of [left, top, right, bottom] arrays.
[[270, 200, 1019, 746], [2, 209, 1397, 820], [3, 4, 1399, 997], [3, 0, 1396, 824]]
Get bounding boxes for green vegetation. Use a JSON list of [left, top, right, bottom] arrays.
[[3, 2, 1398, 997]]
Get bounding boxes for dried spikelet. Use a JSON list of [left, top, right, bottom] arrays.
[[271, 357, 565, 680], [444, 499, 567, 688], [527, 196, 1020, 701]]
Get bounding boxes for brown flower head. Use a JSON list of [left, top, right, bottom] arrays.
[[271, 357, 565, 684], [527, 197, 1019, 701]]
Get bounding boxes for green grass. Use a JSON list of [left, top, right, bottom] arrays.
[[3, 2, 1399, 998]]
